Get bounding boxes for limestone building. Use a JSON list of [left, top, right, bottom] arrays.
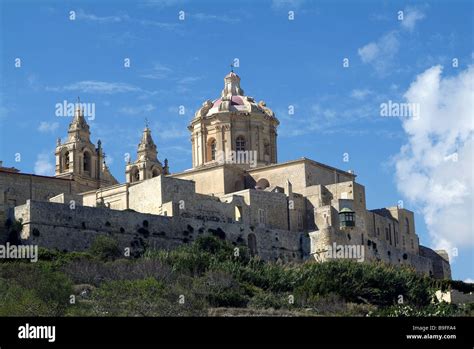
[[0, 70, 451, 279], [55, 104, 118, 189]]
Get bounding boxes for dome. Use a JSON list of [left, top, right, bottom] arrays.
[[188, 70, 279, 168], [193, 71, 279, 123]]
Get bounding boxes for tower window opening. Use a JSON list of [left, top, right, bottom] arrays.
[[207, 138, 217, 162], [64, 151, 70, 170], [210, 140, 216, 160], [83, 151, 91, 173], [236, 136, 245, 152]]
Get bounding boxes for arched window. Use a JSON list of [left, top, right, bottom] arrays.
[[152, 168, 160, 178], [83, 151, 91, 173], [236, 136, 245, 152], [64, 151, 70, 170], [130, 167, 139, 182], [255, 178, 270, 190], [206, 138, 217, 162], [404, 217, 410, 234]]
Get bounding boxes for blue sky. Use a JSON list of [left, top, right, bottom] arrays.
[[0, 0, 472, 280]]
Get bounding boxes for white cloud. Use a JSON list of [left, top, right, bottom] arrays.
[[400, 7, 425, 32], [193, 13, 240, 23], [358, 31, 400, 74], [141, 0, 186, 8], [140, 63, 173, 80], [159, 126, 188, 140], [34, 153, 55, 176], [358, 7, 424, 74], [177, 76, 202, 84], [119, 104, 156, 115], [76, 9, 124, 23], [279, 101, 378, 137], [38, 121, 59, 133], [394, 65, 474, 259], [272, 0, 305, 9], [47, 81, 141, 94], [464, 278, 474, 284], [358, 43, 379, 63], [76, 9, 176, 29], [350, 89, 373, 100], [153, 120, 188, 140]]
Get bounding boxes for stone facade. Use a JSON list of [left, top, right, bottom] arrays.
[[55, 104, 118, 189], [0, 70, 451, 279]]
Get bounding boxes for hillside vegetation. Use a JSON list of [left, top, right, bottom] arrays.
[[0, 235, 472, 317]]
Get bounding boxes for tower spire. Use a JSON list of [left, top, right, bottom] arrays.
[[66, 96, 90, 143], [126, 126, 167, 183], [138, 126, 157, 161]]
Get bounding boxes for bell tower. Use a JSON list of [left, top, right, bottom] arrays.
[[125, 124, 169, 183], [55, 101, 118, 188]]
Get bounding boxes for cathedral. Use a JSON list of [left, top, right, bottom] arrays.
[[0, 70, 451, 279]]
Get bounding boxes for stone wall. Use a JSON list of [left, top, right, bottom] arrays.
[[246, 158, 355, 194], [420, 246, 452, 279], [171, 165, 245, 195], [14, 200, 308, 263], [309, 222, 447, 278]]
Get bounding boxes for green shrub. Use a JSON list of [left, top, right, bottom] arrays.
[[92, 276, 208, 316], [0, 278, 51, 316], [203, 270, 248, 308], [248, 291, 290, 310], [89, 235, 122, 261], [370, 302, 461, 317], [293, 260, 432, 306], [0, 263, 73, 316], [92, 277, 166, 316]]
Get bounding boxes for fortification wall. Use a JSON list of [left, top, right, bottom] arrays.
[[309, 225, 439, 277], [14, 200, 307, 263]]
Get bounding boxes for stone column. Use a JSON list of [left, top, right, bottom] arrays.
[[191, 135, 195, 167]]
